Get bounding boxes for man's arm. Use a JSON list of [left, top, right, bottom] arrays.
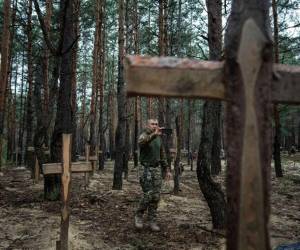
[[138, 131, 157, 146]]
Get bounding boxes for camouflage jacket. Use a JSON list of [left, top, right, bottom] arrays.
[[138, 128, 167, 168]]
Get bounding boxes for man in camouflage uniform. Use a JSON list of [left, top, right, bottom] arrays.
[[135, 119, 171, 232]]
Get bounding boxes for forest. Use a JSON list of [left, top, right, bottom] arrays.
[[0, 0, 300, 249]]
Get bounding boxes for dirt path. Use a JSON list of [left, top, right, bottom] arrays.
[[0, 160, 299, 249]]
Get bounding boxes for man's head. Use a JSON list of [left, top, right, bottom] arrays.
[[147, 119, 159, 131]]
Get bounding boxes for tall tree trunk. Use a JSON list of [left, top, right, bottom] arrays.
[[48, 0, 75, 200], [33, 0, 58, 184], [273, 105, 282, 176], [98, 0, 106, 170], [26, 0, 34, 159], [18, 49, 26, 165], [146, 1, 153, 119], [42, 0, 52, 114], [7, 55, 19, 163], [211, 102, 222, 175], [133, 96, 140, 167], [133, 0, 140, 168], [123, 104, 130, 180], [6, 0, 17, 163], [272, 0, 283, 177], [113, 0, 126, 190], [0, 0, 11, 168], [90, 8, 100, 157], [196, 0, 226, 229], [34, 55, 50, 177], [79, 70, 87, 155], [187, 100, 192, 166], [197, 102, 226, 229], [158, 0, 172, 178], [108, 71, 116, 160], [71, 0, 80, 161], [122, 0, 132, 179], [174, 100, 183, 195]]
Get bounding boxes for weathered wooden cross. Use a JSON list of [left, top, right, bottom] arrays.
[[78, 144, 99, 174], [42, 134, 93, 250], [125, 18, 300, 250]]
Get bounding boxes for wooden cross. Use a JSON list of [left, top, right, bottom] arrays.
[[77, 144, 100, 179], [124, 20, 300, 250], [42, 134, 92, 250]]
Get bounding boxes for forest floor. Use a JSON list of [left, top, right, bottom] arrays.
[[0, 156, 300, 250]]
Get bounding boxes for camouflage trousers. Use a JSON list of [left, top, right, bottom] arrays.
[[136, 164, 162, 221]]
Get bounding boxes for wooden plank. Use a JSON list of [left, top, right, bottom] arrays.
[[60, 134, 72, 250], [125, 56, 225, 100], [125, 56, 300, 104], [42, 162, 93, 175], [272, 64, 300, 104]]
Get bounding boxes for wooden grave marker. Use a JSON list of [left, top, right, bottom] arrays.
[[42, 134, 93, 250], [125, 17, 300, 250], [77, 144, 99, 182]]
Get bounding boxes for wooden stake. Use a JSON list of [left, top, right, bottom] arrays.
[[84, 144, 90, 188], [59, 134, 72, 250]]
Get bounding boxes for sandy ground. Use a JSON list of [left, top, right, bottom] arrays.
[[0, 158, 299, 250]]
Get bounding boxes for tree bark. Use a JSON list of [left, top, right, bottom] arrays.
[[158, 0, 172, 178], [18, 49, 26, 165], [272, 0, 283, 177], [71, 0, 80, 161], [108, 82, 116, 160], [211, 102, 222, 175], [133, 0, 140, 168], [42, 0, 52, 114], [113, 0, 126, 190], [90, 8, 100, 156], [26, 0, 34, 157], [197, 0, 226, 229], [197, 101, 226, 229], [48, 0, 76, 200], [0, 0, 11, 168], [174, 101, 183, 195], [97, 0, 106, 170], [273, 105, 283, 177]]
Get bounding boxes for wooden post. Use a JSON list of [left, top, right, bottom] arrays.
[[59, 134, 72, 250], [225, 19, 271, 250], [84, 144, 90, 187]]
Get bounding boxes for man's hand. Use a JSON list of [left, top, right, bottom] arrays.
[[165, 170, 172, 181], [154, 127, 164, 136]]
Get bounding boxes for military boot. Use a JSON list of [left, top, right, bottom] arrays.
[[149, 221, 160, 232], [134, 214, 143, 230]]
